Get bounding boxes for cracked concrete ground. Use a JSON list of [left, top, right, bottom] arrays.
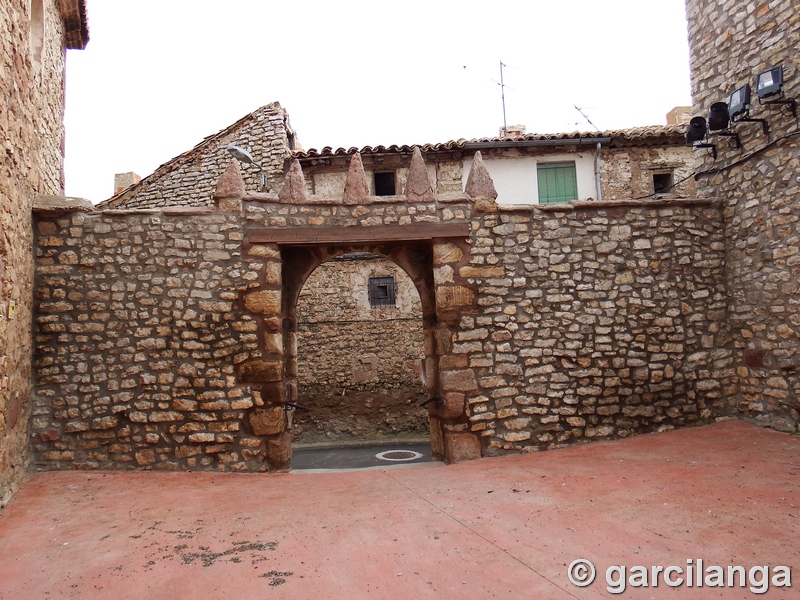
[[0, 420, 797, 599]]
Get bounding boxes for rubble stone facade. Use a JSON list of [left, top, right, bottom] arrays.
[[1, 0, 87, 507], [686, 0, 799, 429], [30, 146, 729, 470]]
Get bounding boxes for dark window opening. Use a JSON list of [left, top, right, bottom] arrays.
[[653, 172, 674, 194], [368, 276, 396, 308], [374, 172, 396, 196]]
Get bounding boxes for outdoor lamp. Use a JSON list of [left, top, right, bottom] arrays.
[[685, 116, 708, 143], [226, 144, 268, 191], [685, 116, 717, 159], [727, 83, 769, 135], [707, 102, 731, 131], [755, 64, 796, 117], [756, 65, 783, 99], [728, 85, 751, 118]]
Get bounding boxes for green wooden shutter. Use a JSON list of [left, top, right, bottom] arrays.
[[537, 162, 578, 204]]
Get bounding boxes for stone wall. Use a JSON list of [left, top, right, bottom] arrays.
[[101, 103, 296, 210], [1, 0, 73, 507], [31, 207, 274, 471], [685, 0, 799, 430], [294, 255, 426, 443], [31, 170, 730, 468], [455, 203, 729, 453], [600, 145, 697, 201]]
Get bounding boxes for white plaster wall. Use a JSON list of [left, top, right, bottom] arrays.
[[463, 153, 597, 204]]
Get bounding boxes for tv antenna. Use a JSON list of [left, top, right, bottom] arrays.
[[574, 105, 601, 132]]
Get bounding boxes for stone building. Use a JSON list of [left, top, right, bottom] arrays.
[[101, 107, 697, 210], [297, 120, 697, 206], [29, 142, 727, 471], [685, 0, 799, 429], [6, 0, 799, 482], [0, 0, 88, 507]]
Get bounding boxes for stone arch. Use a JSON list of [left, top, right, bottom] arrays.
[[281, 242, 440, 452], [230, 148, 493, 470], [291, 250, 429, 444]]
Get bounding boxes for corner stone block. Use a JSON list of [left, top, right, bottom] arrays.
[[435, 286, 474, 309], [440, 369, 478, 392], [239, 360, 283, 383], [464, 151, 498, 199], [244, 290, 281, 315], [343, 152, 370, 205], [249, 407, 286, 436], [444, 432, 482, 463], [267, 432, 292, 471], [433, 242, 464, 265], [438, 392, 466, 419], [278, 159, 309, 204], [264, 332, 283, 354], [404, 147, 435, 203]]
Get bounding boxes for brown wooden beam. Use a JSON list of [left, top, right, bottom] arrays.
[[248, 223, 470, 245]]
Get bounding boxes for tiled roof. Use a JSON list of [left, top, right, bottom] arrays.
[[294, 124, 685, 159]]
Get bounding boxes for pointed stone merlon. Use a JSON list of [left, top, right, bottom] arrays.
[[465, 151, 497, 199], [404, 147, 435, 203], [214, 161, 245, 211], [279, 159, 309, 204], [343, 152, 369, 205]]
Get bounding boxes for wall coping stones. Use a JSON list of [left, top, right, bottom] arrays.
[[32, 194, 94, 214]]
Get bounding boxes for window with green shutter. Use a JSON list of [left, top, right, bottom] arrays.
[[537, 162, 578, 204]]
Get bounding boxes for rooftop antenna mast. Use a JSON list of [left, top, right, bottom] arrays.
[[574, 105, 601, 132], [500, 61, 508, 136]]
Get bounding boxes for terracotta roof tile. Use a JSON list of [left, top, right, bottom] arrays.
[[294, 124, 685, 159]]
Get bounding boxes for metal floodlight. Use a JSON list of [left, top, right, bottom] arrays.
[[754, 63, 796, 117], [226, 144, 268, 191], [756, 65, 783, 99], [685, 116, 717, 159], [707, 102, 731, 131], [685, 116, 708, 143], [728, 84, 751, 118]]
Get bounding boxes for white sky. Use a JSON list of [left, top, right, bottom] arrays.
[[63, 0, 693, 204]]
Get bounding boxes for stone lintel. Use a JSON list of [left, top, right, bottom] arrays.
[[249, 223, 470, 245]]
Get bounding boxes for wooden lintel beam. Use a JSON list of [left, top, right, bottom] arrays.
[[249, 223, 470, 245]]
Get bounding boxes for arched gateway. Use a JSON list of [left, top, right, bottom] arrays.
[[230, 148, 495, 469]]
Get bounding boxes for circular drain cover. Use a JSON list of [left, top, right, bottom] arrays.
[[375, 450, 423, 462]]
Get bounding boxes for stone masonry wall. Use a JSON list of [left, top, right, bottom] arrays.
[[1, 0, 71, 507], [32, 208, 271, 471], [31, 153, 730, 469], [600, 145, 697, 201], [453, 204, 730, 453], [294, 255, 427, 442], [685, 0, 799, 429]]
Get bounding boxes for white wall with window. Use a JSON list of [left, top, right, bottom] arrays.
[[463, 153, 596, 205]]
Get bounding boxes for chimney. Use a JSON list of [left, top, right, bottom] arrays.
[[499, 124, 526, 138], [114, 172, 141, 195], [666, 107, 692, 126]]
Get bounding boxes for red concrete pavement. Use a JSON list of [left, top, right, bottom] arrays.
[[0, 420, 797, 599]]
